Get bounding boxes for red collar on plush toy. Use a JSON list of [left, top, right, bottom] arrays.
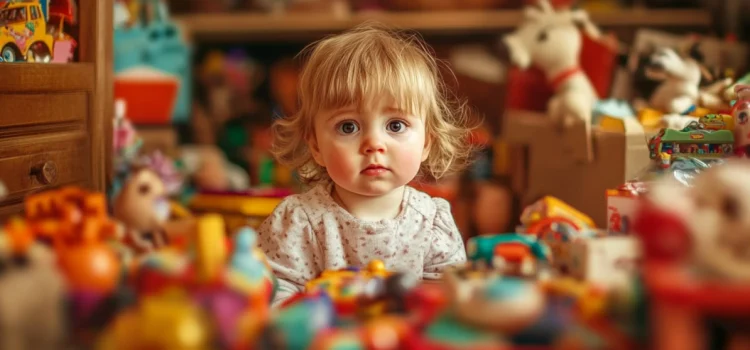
[[549, 66, 583, 90]]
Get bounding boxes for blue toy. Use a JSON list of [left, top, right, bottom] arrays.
[[230, 227, 266, 281], [113, 0, 192, 124]]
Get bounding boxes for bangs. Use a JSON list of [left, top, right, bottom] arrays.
[[299, 28, 438, 117]]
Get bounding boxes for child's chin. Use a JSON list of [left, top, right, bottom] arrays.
[[347, 182, 403, 197]]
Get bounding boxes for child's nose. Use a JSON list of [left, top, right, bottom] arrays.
[[361, 132, 386, 154]]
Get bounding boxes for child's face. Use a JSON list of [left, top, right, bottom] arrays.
[[310, 94, 429, 197]]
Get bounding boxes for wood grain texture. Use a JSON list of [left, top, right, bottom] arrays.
[[79, 0, 114, 193], [175, 8, 713, 41], [0, 0, 112, 216], [0, 93, 87, 128], [0, 64, 94, 93], [0, 132, 90, 205]]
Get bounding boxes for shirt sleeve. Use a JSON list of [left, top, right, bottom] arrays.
[[423, 198, 467, 280], [257, 197, 320, 307]]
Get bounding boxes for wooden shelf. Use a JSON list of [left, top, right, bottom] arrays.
[[0, 63, 94, 93], [174, 8, 712, 41]]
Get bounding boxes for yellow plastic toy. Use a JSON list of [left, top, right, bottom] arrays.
[[195, 214, 228, 282], [98, 289, 213, 350], [305, 260, 392, 301], [637, 108, 664, 130], [0, 1, 55, 62], [520, 196, 595, 231], [188, 194, 282, 232]]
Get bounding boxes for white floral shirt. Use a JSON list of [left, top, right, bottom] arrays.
[[257, 182, 467, 306]]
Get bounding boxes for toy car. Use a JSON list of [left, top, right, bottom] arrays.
[[0, 1, 54, 62]]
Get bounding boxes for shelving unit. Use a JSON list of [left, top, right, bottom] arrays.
[[0, 0, 112, 218], [174, 8, 712, 41]]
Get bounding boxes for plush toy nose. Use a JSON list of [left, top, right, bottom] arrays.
[[633, 199, 692, 263]]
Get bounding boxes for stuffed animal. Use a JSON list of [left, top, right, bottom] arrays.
[[645, 43, 732, 114], [113, 167, 171, 253], [686, 160, 750, 281], [732, 84, 750, 157], [501, 0, 604, 161], [642, 160, 750, 280]]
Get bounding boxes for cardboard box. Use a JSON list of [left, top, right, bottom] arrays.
[[606, 188, 641, 235], [504, 109, 652, 227], [568, 236, 642, 291]]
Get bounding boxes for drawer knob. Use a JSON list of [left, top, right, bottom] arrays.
[[31, 161, 58, 185]]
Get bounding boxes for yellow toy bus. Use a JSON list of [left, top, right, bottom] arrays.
[[0, 1, 54, 62]]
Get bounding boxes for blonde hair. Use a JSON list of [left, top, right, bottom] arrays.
[[272, 23, 476, 184]]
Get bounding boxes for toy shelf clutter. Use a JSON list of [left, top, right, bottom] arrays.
[[504, 109, 651, 227], [0, 0, 112, 218]]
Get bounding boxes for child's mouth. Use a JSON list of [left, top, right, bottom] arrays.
[[361, 165, 389, 176]]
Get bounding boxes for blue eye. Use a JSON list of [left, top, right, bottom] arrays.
[[387, 120, 407, 133], [337, 121, 359, 134]]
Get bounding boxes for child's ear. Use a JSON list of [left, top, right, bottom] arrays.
[[307, 134, 326, 167], [422, 137, 432, 162]]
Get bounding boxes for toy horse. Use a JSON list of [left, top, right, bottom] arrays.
[[502, 0, 603, 162]]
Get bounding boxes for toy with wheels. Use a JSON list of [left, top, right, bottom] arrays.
[[0, 1, 55, 63]]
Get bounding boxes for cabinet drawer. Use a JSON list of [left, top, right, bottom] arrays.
[[0, 133, 90, 208], [0, 92, 87, 130]]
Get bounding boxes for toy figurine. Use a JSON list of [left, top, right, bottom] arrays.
[[732, 84, 750, 157], [113, 167, 171, 253], [645, 43, 732, 115], [501, 0, 605, 162]]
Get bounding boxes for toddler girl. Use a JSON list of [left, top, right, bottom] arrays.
[[258, 24, 475, 306]]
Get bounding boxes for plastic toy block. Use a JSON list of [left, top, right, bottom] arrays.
[[195, 214, 228, 282], [189, 195, 281, 217]]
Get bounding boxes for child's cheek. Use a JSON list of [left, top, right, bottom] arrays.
[[395, 146, 425, 178], [325, 145, 358, 179]]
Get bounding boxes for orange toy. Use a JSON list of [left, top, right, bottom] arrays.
[[23, 187, 122, 293]]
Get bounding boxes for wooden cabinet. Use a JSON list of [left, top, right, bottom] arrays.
[[0, 0, 112, 217]]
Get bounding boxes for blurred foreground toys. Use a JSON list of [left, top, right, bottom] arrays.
[[0, 184, 277, 350], [633, 159, 750, 350]]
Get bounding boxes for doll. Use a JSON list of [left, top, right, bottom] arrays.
[[113, 167, 171, 253]]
